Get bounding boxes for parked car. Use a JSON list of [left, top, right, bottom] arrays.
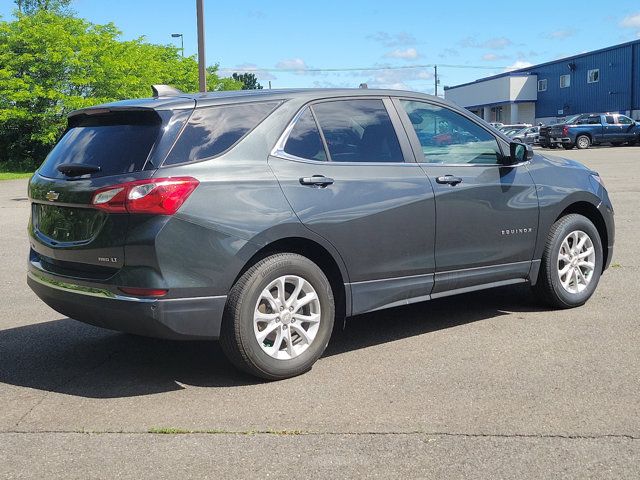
[[489, 122, 504, 129], [539, 116, 581, 148], [510, 126, 540, 145], [27, 87, 615, 380], [502, 127, 522, 137], [545, 113, 639, 149], [499, 123, 532, 133], [539, 125, 557, 149]]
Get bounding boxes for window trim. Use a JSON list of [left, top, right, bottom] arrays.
[[537, 79, 548, 92], [309, 106, 332, 161], [160, 100, 283, 168], [390, 96, 512, 167], [587, 68, 600, 84], [560, 74, 571, 89], [271, 96, 414, 165]]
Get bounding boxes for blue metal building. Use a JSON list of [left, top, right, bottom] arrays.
[[445, 40, 640, 124]]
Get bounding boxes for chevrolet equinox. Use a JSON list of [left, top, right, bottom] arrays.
[[27, 87, 615, 379]]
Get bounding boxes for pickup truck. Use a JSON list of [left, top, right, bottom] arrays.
[[544, 113, 640, 150]]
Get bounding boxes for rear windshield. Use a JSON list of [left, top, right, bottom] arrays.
[[163, 101, 280, 165], [39, 111, 160, 179]]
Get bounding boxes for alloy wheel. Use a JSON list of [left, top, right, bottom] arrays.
[[577, 137, 590, 149], [253, 275, 321, 360], [557, 230, 596, 294]]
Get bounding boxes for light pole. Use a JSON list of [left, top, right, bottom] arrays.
[[196, 0, 206, 92], [171, 33, 184, 57]]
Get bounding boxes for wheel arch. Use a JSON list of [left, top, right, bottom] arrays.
[[233, 236, 349, 320], [555, 201, 609, 271]]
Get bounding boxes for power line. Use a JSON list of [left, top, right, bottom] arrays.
[[219, 63, 509, 73]]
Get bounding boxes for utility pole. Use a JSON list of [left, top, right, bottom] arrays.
[[196, 0, 207, 92], [434, 65, 438, 97]]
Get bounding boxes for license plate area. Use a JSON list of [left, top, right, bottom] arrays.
[[32, 203, 106, 243]]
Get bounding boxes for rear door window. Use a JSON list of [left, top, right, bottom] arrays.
[[311, 99, 404, 163], [164, 101, 280, 165], [39, 111, 160, 179], [283, 108, 327, 161]]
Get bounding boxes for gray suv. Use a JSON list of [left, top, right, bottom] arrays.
[[27, 88, 615, 379]]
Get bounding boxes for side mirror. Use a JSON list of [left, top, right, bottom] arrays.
[[508, 142, 533, 164]]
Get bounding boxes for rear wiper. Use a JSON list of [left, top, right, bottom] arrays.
[[56, 163, 101, 177]]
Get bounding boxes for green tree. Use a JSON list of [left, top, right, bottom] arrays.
[[14, 0, 72, 15], [232, 72, 263, 90], [0, 11, 241, 170], [207, 65, 243, 91]]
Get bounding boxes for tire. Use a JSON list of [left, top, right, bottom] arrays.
[[533, 214, 603, 309], [220, 253, 335, 380], [562, 144, 574, 150], [576, 135, 591, 150]]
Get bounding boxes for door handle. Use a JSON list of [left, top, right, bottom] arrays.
[[435, 175, 463, 186], [299, 175, 334, 187]]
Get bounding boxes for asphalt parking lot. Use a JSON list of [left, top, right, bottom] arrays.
[[1, 146, 639, 479]]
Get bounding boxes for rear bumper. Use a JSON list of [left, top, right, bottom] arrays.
[[550, 137, 572, 144], [27, 270, 226, 340]]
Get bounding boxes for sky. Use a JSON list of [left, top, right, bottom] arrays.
[[2, 0, 640, 94]]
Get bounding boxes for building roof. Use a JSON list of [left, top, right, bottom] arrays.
[[445, 39, 640, 91]]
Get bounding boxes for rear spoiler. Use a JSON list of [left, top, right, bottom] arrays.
[[151, 85, 183, 97], [65, 85, 188, 123], [66, 107, 162, 128]]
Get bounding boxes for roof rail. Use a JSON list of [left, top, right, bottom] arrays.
[[151, 85, 183, 97]]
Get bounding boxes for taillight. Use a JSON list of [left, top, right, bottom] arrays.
[[562, 126, 569, 136], [92, 177, 199, 215]]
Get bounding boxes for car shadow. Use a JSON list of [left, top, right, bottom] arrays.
[[0, 284, 547, 399], [326, 283, 544, 356]]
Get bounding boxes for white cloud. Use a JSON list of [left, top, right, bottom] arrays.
[[247, 9, 266, 19], [275, 58, 308, 71], [384, 47, 420, 60], [312, 80, 353, 89], [357, 67, 434, 91], [485, 37, 512, 49], [504, 60, 533, 72], [544, 28, 576, 39], [273, 58, 329, 77], [516, 50, 540, 58], [482, 53, 508, 62], [621, 13, 640, 28], [368, 31, 416, 47], [461, 37, 512, 50], [218, 63, 276, 81], [438, 48, 460, 59]]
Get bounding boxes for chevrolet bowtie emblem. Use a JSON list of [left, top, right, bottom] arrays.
[[45, 191, 60, 201]]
